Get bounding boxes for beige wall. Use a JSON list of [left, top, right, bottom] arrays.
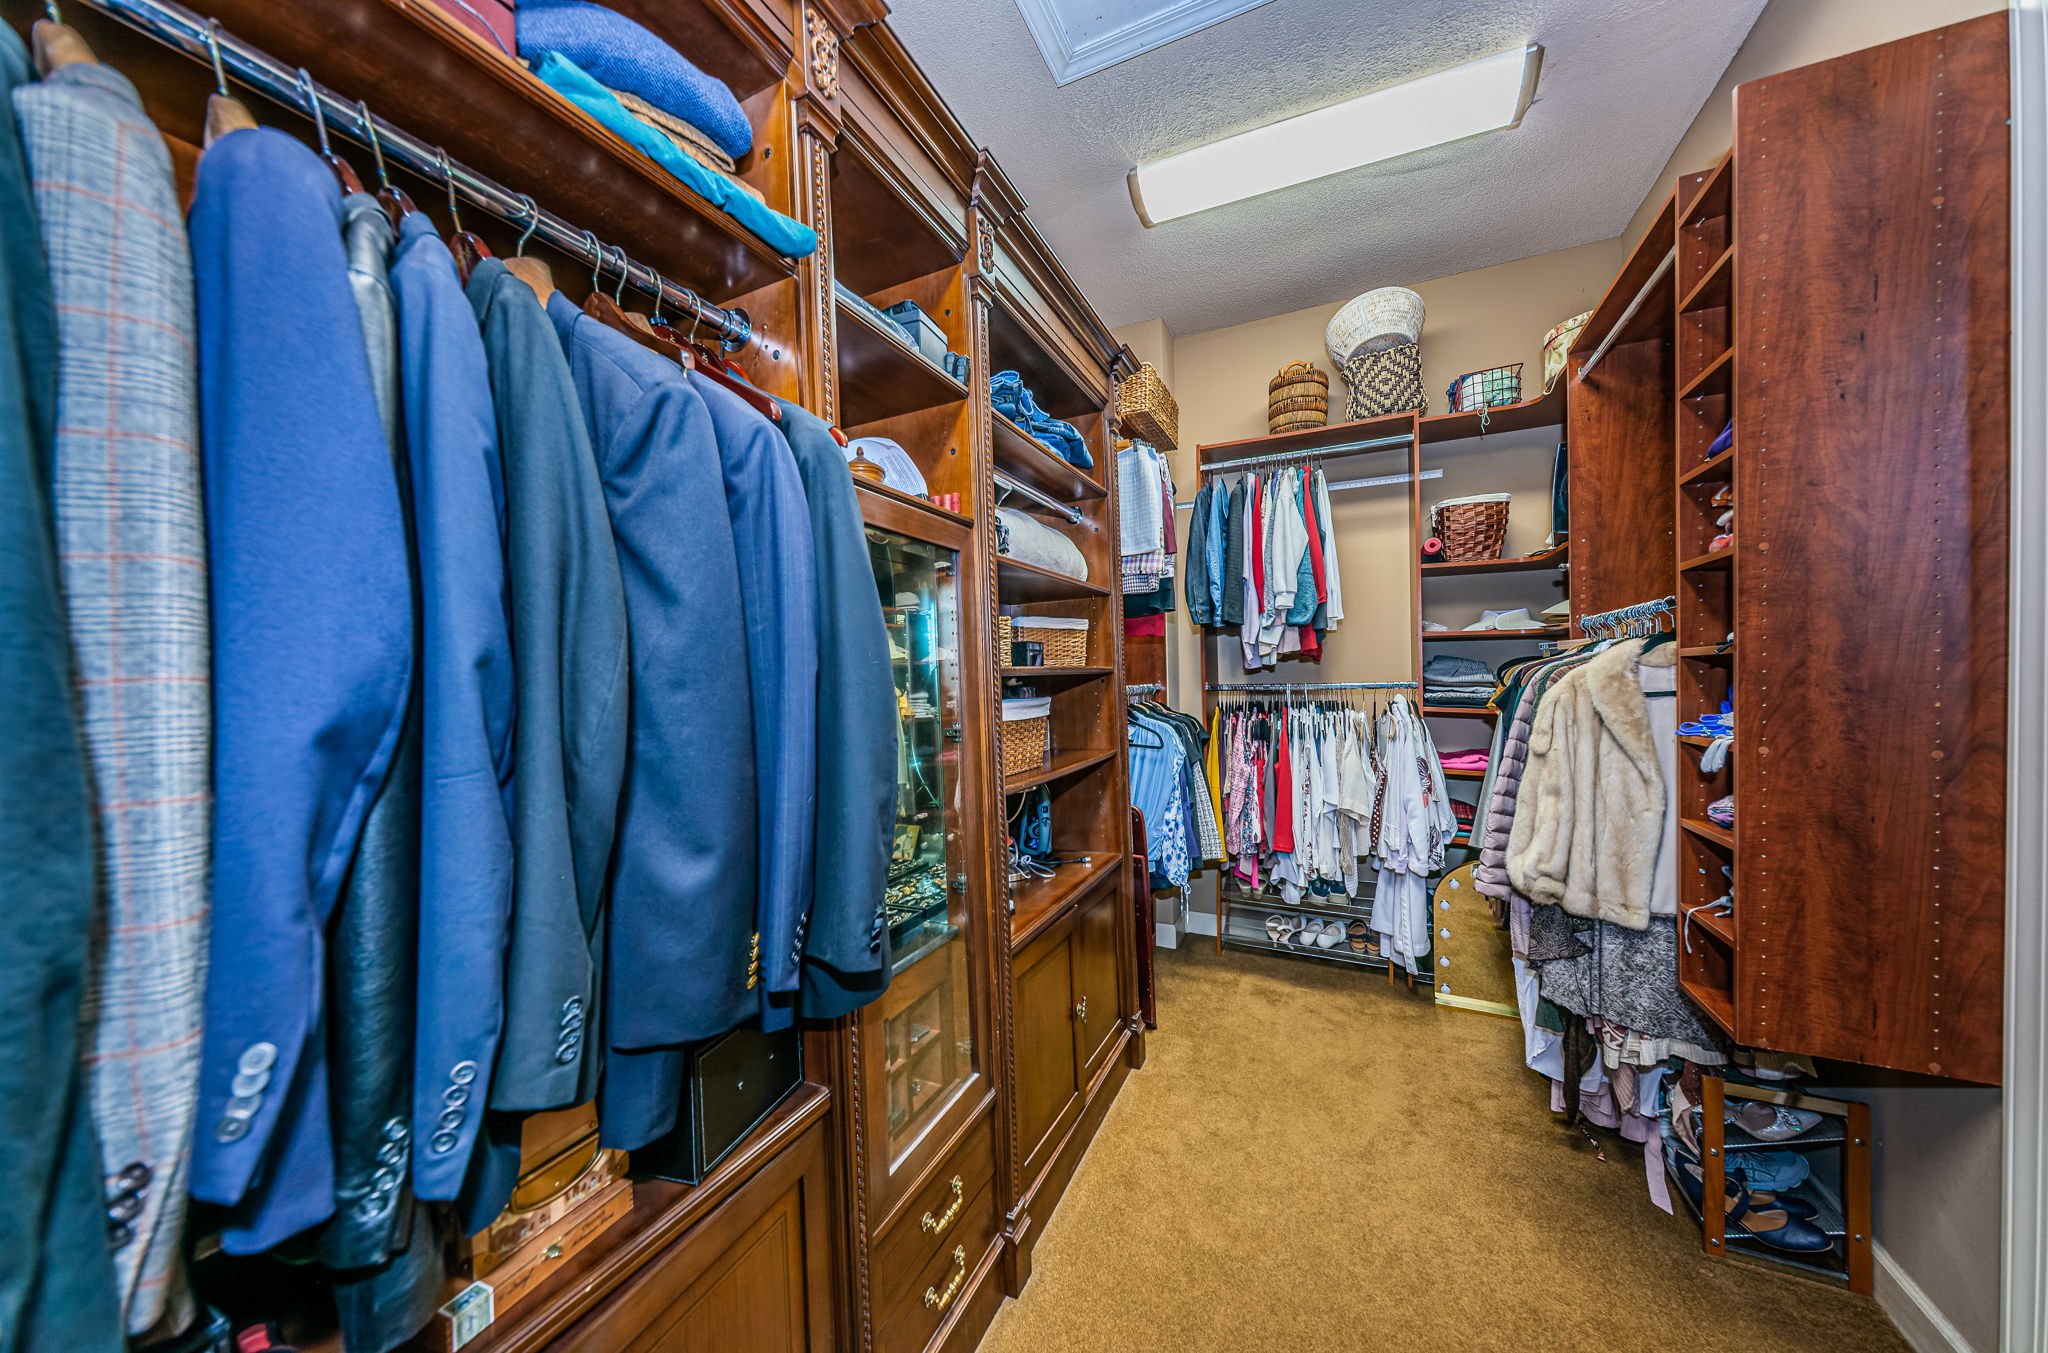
[[1620, 0, 2003, 248]]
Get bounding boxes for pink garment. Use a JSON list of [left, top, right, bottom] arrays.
[[1439, 750, 1491, 771]]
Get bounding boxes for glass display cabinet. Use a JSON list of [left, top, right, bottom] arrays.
[[866, 524, 981, 1178]]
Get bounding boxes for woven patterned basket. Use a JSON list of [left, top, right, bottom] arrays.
[[1118, 362, 1179, 451], [1267, 362, 1328, 434], [1342, 342, 1427, 420], [1325, 287, 1424, 366], [1001, 717, 1049, 777], [1013, 616, 1089, 667], [1429, 495, 1511, 562]]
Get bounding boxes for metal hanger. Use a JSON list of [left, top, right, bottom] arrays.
[[295, 67, 363, 195], [439, 146, 494, 281], [502, 193, 555, 303], [356, 100, 416, 230], [202, 19, 257, 147]]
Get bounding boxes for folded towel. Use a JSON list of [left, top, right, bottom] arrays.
[[612, 88, 737, 170], [518, 0, 754, 158], [531, 52, 817, 259]]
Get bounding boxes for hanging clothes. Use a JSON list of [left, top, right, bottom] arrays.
[[1188, 465, 1343, 670]]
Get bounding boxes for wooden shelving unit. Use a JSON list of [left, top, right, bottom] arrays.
[[1420, 543, 1569, 575], [1422, 626, 1567, 642]]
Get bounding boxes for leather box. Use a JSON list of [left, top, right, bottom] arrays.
[[630, 1023, 803, 1184], [422, 0, 516, 58]]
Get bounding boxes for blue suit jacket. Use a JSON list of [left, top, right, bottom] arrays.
[[390, 214, 515, 1200], [690, 378, 818, 1027], [546, 301, 756, 1148], [187, 129, 412, 1253], [771, 400, 897, 1020]]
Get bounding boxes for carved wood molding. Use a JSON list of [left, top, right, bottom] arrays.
[[804, 6, 841, 100]]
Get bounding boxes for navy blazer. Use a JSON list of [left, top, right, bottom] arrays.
[[771, 400, 898, 1020], [546, 301, 757, 1148], [690, 378, 818, 1025], [390, 214, 514, 1201], [187, 129, 413, 1254]]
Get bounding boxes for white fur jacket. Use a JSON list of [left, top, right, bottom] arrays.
[[1505, 639, 1673, 930]]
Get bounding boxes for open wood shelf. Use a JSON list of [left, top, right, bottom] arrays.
[[836, 295, 969, 427], [853, 477, 972, 527], [1421, 706, 1498, 719], [1000, 665, 1114, 681], [1572, 195, 1676, 362], [1679, 545, 1734, 573], [1422, 627, 1567, 641], [1197, 410, 1416, 466], [1678, 348, 1735, 402], [1002, 746, 1118, 796], [1678, 247, 1734, 315], [1009, 853, 1124, 953], [1418, 380, 1566, 444], [1678, 735, 1716, 748], [1440, 765, 1487, 780], [1680, 152, 1733, 222], [996, 556, 1109, 603], [1681, 975, 1738, 1038], [1687, 905, 1737, 947], [992, 410, 1106, 503], [1681, 818, 1736, 850], [1421, 544, 1568, 576], [1679, 645, 1733, 659], [1681, 449, 1735, 485]]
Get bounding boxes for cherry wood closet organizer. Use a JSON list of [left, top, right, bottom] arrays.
[[2, 1, 1145, 1349]]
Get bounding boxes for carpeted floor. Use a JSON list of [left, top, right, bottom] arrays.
[[978, 941, 1910, 1353]]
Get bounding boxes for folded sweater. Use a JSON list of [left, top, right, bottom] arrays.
[[518, 0, 754, 158]]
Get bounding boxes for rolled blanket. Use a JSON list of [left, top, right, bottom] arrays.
[[996, 508, 1088, 581]]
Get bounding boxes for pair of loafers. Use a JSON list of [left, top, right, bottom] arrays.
[[1671, 1147, 1833, 1253]]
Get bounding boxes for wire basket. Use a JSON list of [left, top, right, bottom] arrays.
[[1429, 494, 1511, 562], [1445, 363, 1523, 414]]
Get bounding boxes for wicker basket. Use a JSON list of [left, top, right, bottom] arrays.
[[1325, 287, 1424, 367], [1012, 616, 1089, 667], [1000, 697, 1051, 777], [1267, 362, 1329, 434], [1342, 342, 1426, 420], [1117, 362, 1179, 451], [1541, 310, 1591, 391], [1444, 363, 1523, 414], [996, 615, 1014, 666], [1429, 494, 1511, 563]]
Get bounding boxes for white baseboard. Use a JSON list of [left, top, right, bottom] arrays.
[[1875, 1244, 1979, 1353]]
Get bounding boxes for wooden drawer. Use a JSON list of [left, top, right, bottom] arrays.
[[872, 1116, 994, 1309], [871, 1180, 996, 1353]]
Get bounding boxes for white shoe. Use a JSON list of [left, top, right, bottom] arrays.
[[1315, 920, 1343, 949], [1297, 918, 1325, 947], [1474, 607, 1535, 631], [1730, 1102, 1824, 1142], [1471, 609, 1513, 631], [1421, 619, 1448, 632], [1541, 600, 1571, 619]]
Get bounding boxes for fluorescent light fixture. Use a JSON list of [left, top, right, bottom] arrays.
[[1128, 43, 1543, 226]]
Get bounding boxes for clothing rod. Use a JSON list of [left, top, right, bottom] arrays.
[[993, 472, 1083, 525], [1576, 594, 1678, 633], [85, 0, 753, 351], [1174, 467, 1438, 509], [1576, 248, 1675, 380], [1125, 682, 1163, 696], [1200, 432, 1413, 474], [1207, 682, 1418, 692]]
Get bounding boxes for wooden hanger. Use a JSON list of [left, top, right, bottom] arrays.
[[502, 194, 556, 305], [355, 100, 416, 231], [201, 20, 256, 148], [31, 3, 97, 74], [294, 67, 363, 196], [670, 304, 782, 423], [579, 239, 674, 357], [438, 147, 494, 282]]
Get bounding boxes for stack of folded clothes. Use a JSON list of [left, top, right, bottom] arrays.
[[992, 370, 1092, 467], [1423, 653, 1497, 707], [1439, 748, 1490, 774], [517, 0, 819, 258]]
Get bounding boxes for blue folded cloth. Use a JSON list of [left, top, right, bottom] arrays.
[[518, 0, 753, 159], [532, 52, 816, 260], [990, 370, 1092, 468]]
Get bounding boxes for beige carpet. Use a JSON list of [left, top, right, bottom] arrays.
[[979, 941, 1909, 1353]]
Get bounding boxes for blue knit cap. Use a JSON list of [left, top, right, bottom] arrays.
[[518, 0, 754, 159]]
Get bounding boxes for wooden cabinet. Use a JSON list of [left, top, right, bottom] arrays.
[[1070, 885, 1125, 1078], [1006, 876, 1128, 1192]]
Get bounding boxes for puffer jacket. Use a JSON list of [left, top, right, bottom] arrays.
[[1506, 639, 1672, 930]]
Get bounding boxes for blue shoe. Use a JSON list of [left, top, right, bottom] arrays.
[[1671, 1148, 1834, 1253]]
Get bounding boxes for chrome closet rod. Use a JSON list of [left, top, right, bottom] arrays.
[[85, 0, 753, 351], [1576, 594, 1677, 635], [1200, 432, 1413, 474], [1173, 466, 1438, 509], [1576, 248, 1675, 381], [993, 471, 1083, 525], [1125, 682, 1163, 696], [1207, 681, 1418, 692]]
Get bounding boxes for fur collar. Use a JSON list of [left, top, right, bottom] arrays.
[[1580, 638, 1671, 781]]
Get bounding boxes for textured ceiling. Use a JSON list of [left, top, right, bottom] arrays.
[[884, 0, 1767, 336]]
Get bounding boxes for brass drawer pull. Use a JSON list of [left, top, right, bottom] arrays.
[[1073, 996, 1088, 1019], [921, 1176, 964, 1236], [924, 1246, 968, 1311]]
